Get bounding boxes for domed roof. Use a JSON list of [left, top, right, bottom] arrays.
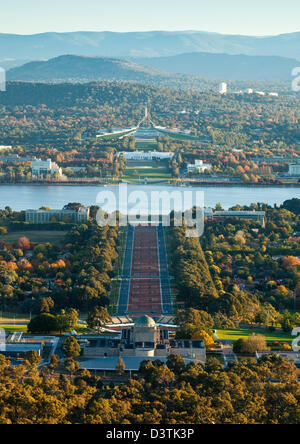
[[134, 315, 156, 327]]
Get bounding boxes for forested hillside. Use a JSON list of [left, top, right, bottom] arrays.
[[0, 353, 298, 424]]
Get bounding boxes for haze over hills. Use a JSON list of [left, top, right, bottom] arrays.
[[0, 30, 300, 67], [6, 53, 297, 83], [7, 55, 164, 83], [136, 52, 298, 81]]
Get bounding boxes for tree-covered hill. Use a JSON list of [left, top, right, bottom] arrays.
[[7, 55, 165, 83]]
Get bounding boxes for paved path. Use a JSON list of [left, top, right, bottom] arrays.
[[222, 344, 238, 367], [117, 226, 134, 315], [117, 224, 173, 316], [127, 226, 162, 315], [157, 225, 173, 314]]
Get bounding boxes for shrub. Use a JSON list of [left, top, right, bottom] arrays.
[[28, 313, 58, 333], [233, 334, 268, 354]]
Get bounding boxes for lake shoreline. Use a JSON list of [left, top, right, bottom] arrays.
[[0, 183, 298, 212], [0, 182, 299, 188]]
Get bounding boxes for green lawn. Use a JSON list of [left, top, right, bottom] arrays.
[[123, 166, 171, 182], [0, 312, 30, 322], [0, 326, 28, 333], [122, 160, 171, 181], [0, 231, 68, 245], [109, 279, 121, 315], [217, 328, 293, 342], [135, 140, 158, 151], [158, 130, 203, 142], [124, 168, 171, 178]]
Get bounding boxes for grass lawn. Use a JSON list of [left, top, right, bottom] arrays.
[[0, 231, 68, 245], [217, 328, 293, 342], [0, 312, 30, 322], [122, 160, 171, 182], [123, 167, 171, 181], [159, 131, 202, 142], [135, 140, 158, 151], [124, 168, 171, 178], [0, 326, 28, 333], [109, 279, 121, 315]]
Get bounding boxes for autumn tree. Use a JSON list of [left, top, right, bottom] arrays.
[[116, 358, 126, 376], [62, 336, 81, 358], [87, 307, 111, 334]]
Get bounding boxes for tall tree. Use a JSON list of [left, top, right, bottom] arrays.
[[87, 307, 112, 334]]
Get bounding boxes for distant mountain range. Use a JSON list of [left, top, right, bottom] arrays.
[[6, 53, 298, 83], [0, 30, 300, 67], [136, 52, 298, 81]]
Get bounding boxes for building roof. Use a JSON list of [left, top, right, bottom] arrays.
[[1, 343, 42, 353], [81, 356, 203, 371], [134, 315, 156, 327]]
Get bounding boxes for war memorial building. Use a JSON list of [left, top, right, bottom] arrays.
[[82, 316, 206, 371]]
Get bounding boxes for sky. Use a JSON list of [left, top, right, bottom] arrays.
[[0, 0, 299, 36]]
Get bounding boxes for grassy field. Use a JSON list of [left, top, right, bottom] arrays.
[[0, 324, 90, 334], [109, 279, 121, 315], [0, 326, 28, 332], [217, 328, 293, 342], [158, 130, 203, 142], [123, 168, 171, 180], [135, 140, 158, 151], [123, 160, 171, 182], [0, 231, 68, 245], [0, 312, 30, 321]]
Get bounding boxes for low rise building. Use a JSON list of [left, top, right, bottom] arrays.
[[256, 351, 300, 367], [0, 154, 33, 163], [205, 209, 266, 227], [0, 343, 42, 359], [25, 207, 90, 223], [289, 164, 300, 176], [0, 145, 12, 150], [83, 316, 206, 365], [187, 159, 212, 173], [252, 157, 299, 165], [31, 158, 62, 178]]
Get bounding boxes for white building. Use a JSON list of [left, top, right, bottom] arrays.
[[204, 209, 266, 227], [0, 145, 12, 150], [120, 151, 174, 161], [26, 207, 90, 223], [269, 92, 279, 97], [219, 82, 227, 95], [289, 164, 300, 176], [245, 88, 254, 95], [31, 158, 62, 178], [187, 159, 212, 173]]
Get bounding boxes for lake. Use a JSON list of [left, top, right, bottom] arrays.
[[0, 184, 298, 212]]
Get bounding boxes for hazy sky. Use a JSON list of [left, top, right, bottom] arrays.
[[0, 0, 299, 36]]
